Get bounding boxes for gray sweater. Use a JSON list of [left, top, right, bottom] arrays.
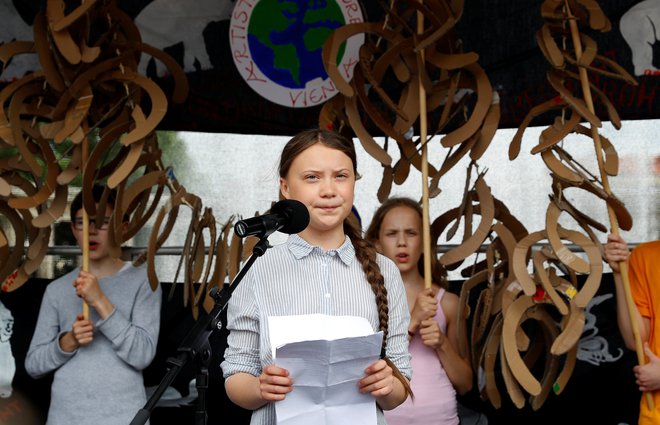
[[25, 264, 162, 425]]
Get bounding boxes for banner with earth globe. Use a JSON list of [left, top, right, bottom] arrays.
[[229, 0, 364, 108]]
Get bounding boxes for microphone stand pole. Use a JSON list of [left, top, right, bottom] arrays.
[[130, 236, 273, 425]]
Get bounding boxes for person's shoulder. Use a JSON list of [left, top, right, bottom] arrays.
[[270, 240, 291, 254], [117, 263, 153, 287], [439, 289, 460, 312], [46, 268, 80, 291], [39, 268, 79, 302], [375, 252, 398, 271], [124, 264, 164, 297], [119, 262, 147, 276], [375, 253, 404, 285], [632, 240, 660, 256], [256, 240, 291, 264], [431, 287, 459, 325]]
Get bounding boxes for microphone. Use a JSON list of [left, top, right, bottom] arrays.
[[234, 199, 309, 238]]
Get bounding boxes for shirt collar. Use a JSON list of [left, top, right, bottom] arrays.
[[287, 234, 355, 266]]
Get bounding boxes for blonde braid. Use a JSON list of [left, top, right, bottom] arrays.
[[343, 219, 413, 399]]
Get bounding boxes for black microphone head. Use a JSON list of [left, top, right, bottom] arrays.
[[271, 199, 309, 234]]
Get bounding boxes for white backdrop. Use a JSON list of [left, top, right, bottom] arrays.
[[134, 119, 660, 281]]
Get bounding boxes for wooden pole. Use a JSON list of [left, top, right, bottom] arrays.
[[417, 4, 432, 290], [81, 136, 90, 320], [565, 1, 653, 410]]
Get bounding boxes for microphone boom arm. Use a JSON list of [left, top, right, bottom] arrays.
[[130, 236, 272, 425]]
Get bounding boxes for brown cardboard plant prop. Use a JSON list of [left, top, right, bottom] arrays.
[[0, 0, 196, 297], [319, 0, 639, 411], [498, 0, 641, 410], [0, 0, 260, 323], [321, 0, 499, 202]]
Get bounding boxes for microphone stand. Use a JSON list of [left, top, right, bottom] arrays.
[[130, 235, 273, 425]]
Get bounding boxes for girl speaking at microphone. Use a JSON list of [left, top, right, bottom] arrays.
[[221, 128, 412, 425]]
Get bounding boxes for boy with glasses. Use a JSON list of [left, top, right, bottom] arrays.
[[25, 185, 162, 425]]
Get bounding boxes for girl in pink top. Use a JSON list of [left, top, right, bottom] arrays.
[[366, 198, 473, 424]]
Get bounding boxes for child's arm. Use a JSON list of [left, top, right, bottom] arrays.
[[409, 288, 438, 334], [94, 271, 162, 370], [24, 287, 76, 378], [604, 233, 650, 349], [225, 365, 293, 410], [74, 271, 114, 319], [359, 358, 409, 410], [421, 292, 472, 394], [58, 314, 94, 352]]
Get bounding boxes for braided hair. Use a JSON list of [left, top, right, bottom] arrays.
[[279, 128, 413, 399]]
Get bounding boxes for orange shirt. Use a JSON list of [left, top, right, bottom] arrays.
[[629, 240, 660, 425]]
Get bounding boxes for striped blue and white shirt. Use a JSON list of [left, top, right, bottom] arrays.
[[222, 234, 412, 425]]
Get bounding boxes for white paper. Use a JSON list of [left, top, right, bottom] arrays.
[[268, 314, 377, 358], [267, 315, 383, 425]]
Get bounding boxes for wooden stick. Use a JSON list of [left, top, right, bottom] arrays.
[[81, 135, 90, 320], [565, 1, 653, 410], [417, 4, 432, 290]]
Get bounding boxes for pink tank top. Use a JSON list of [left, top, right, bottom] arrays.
[[384, 288, 459, 425]]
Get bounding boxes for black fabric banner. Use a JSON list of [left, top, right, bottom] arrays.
[[1, 0, 657, 136]]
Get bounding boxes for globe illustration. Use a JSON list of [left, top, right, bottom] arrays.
[[247, 0, 346, 89]]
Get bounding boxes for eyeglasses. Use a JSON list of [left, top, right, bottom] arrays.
[[72, 217, 111, 231]]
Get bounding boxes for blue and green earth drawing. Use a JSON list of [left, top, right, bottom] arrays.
[[248, 0, 347, 89]]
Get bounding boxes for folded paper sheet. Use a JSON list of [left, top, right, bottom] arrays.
[[268, 315, 383, 425]]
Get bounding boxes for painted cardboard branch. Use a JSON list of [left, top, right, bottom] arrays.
[[0, 0, 192, 293], [321, 0, 639, 410]]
